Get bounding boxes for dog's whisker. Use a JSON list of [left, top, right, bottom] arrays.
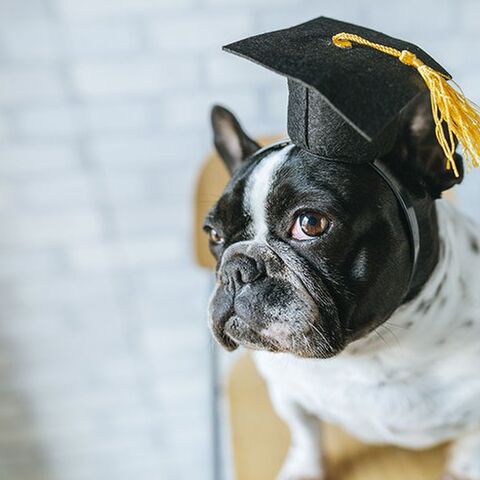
[[384, 321, 409, 331], [375, 329, 389, 347], [381, 324, 401, 346]]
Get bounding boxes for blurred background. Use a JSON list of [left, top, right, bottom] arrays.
[[0, 0, 478, 479]]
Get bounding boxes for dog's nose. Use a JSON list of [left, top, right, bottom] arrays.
[[222, 254, 265, 290]]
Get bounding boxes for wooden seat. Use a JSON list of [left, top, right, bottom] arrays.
[[193, 137, 448, 480]]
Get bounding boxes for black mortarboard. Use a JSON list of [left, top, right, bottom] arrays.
[[223, 16, 480, 172]]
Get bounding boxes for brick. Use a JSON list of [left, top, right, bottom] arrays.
[[206, 54, 276, 87], [66, 21, 142, 58], [111, 203, 190, 235], [0, 0, 48, 21], [53, 0, 193, 19], [206, 0, 293, 6], [14, 102, 153, 138], [133, 271, 208, 325], [137, 292, 207, 327], [81, 101, 152, 134], [88, 135, 164, 169], [0, 273, 116, 308], [149, 346, 208, 377], [2, 171, 97, 211], [0, 250, 61, 280], [0, 67, 66, 106], [463, 1, 480, 32], [0, 307, 76, 341], [364, 0, 451, 35], [456, 72, 480, 105], [144, 167, 199, 201], [457, 168, 480, 223], [0, 333, 130, 369], [0, 210, 104, 248], [0, 407, 97, 446], [0, 20, 62, 62], [149, 12, 253, 52], [160, 89, 259, 130], [265, 86, 288, 123], [88, 132, 204, 171], [38, 428, 154, 458], [71, 57, 199, 98], [13, 105, 79, 139], [0, 143, 79, 177], [89, 356, 141, 386], [254, 4, 364, 32], [101, 171, 150, 206], [99, 166, 195, 211], [140, 324, 207, 365], [235, 116, 285, 141], [422, 37, 480, 77], [31, 387, 142, 417], [0, 113, 9, 141], [66, 235, 184, 272]]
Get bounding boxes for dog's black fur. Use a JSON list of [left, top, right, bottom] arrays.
[[205, 94, 463, 358]]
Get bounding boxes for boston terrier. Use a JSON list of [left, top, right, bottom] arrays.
[[204, 94, 480, 480]]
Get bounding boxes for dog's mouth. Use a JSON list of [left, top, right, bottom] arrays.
[[212, 307, 341, 359], [208, 241, 344, 358], [222, 315, 284, 353]]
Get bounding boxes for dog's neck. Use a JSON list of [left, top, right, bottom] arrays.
[[344, 200, 478, 360]]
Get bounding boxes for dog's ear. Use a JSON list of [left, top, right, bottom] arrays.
[[385, 93, 464, 198], [211, 105, 260, 174]]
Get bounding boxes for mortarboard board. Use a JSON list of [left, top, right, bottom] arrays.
[[223, 16, 480, 176]]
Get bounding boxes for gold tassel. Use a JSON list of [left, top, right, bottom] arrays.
[[332, 32, 480, 177]]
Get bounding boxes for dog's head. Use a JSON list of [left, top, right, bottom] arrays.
[[205, 95, 463, 358]]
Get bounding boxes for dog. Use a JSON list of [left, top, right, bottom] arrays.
[[204, 94, 480, 480]]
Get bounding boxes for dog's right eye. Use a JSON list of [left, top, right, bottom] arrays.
[[291, 212, 330, 240], [204, 227, 225, 246]]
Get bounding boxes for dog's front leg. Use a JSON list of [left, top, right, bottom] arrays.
[[269, 386, 324, 480], [443, 430, 480, 480]]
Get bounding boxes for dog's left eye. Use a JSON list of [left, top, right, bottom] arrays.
[[291, 212, 330, 240]]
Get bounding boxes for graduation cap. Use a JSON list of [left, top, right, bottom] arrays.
[[224, 16, 480, 177]]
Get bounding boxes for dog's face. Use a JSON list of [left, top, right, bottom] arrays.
[[205, 99, 463, 358]]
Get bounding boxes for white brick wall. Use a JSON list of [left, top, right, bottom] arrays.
[[0, 1, 479, 480], [0, 143, 79, 176], [72, 58, 201, 97], [52, 0, 194, 19], [0, 67, 66, 105]]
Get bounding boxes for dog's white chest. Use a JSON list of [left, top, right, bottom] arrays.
[[255, 346, 480, 448]]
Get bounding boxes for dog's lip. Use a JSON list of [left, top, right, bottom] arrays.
[[223, 315, 249, 344], [224, 315, 283, 352]]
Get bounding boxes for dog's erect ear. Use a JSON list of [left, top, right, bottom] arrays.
[[211, 105, 260, 174], [386, 93, 464, 198]]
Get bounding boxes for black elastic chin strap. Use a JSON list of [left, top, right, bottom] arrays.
[[370, 160, 420, 296], [251, 141, 420, 297], [252, 138, 292, 158]]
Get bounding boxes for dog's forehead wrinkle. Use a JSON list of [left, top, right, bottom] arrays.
[[243, 144, 294, 241]]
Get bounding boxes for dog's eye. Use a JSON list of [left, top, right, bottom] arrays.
[[206, 227, 225, 245], [291, 212, 329, 240]]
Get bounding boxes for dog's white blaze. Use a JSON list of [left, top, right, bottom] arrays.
[[245, 145, 294, 241]]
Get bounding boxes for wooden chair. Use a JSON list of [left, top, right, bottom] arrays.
[[193, 138, 448, 480]]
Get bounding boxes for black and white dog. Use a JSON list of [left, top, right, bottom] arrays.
[[205, 94, 480, 480]]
